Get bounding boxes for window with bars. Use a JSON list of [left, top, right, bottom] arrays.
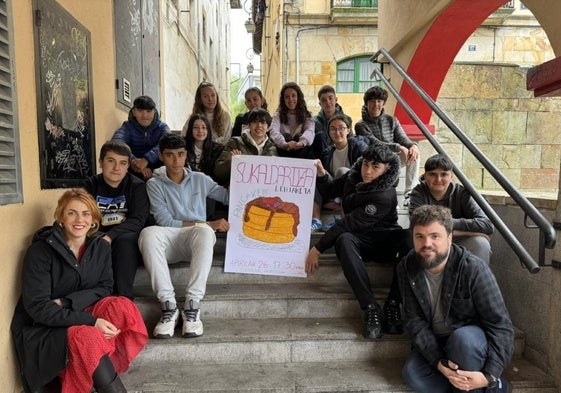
[[336, 56, 381, 93], [0, 0, 22, 205]]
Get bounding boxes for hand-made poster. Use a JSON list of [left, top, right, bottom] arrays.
[[224, 155, 316, 277]]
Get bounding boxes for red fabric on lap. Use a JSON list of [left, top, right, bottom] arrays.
[[59, 296, 148, 392]]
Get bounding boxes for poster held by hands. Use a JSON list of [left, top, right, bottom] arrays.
[[224, 155, 316, 278]]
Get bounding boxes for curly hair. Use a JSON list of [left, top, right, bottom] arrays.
[[192, 82, 228, 138], [276, 82, 311, 125], [410, 205, 454, 235]]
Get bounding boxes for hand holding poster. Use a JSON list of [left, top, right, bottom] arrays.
[[224, 155, 316, 277]]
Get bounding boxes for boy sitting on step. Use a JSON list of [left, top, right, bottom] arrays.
[[305, 143, 413, 340], [408, 154, 494, 264], [139, 134, 230, 339]]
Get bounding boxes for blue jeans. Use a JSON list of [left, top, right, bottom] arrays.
[[402, 325, 490, 393]]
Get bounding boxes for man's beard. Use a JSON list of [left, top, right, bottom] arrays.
[[416, 246, 449, 270]]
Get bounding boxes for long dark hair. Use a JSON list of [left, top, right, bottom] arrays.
[[185, 113, 219, 176], [277, 82, 311, 125], [184, 113, 214, 159], [245, 87, 268, 110]]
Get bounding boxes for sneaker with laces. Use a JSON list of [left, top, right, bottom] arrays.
[[402, 193, 411, 208], [383, 299, 404, 334], [497, 377, 513, 393], [311, 218, 323, 232], [182, 299, 203, 338], [153, 301, 179, 339], [323, 216, 341, 231], [363, 303, 384, 340]]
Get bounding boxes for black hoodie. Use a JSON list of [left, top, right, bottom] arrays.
[[314, 145, 401, 252]]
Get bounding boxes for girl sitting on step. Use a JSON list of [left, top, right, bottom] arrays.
[[11, 189, 148, 393]]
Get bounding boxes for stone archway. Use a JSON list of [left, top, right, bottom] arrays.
[[393, 0, 509, 137]]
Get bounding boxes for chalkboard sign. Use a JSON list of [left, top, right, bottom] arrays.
[[33, 0, 96, 189], [114, 0, 160, 108]]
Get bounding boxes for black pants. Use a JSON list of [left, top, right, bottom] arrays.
[[335, 229, 412, 310], [111, 232, 143, 298]]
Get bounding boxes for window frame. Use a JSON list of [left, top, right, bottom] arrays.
[[336, 55, 382, 93], [0, 0, 22, 205]]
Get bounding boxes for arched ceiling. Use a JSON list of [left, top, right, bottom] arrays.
[[395, 0, 559, 130]]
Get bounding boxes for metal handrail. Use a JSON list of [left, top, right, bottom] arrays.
[[371, 48, 557, 273]]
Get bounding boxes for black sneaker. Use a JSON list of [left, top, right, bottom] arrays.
[[383, 299, 404, 334], [363, 304, 383, 340]]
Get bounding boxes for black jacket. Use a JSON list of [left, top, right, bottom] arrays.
[[11, 225, 113, 391], [186, 141, 224, 181], [314, 150, 401, 253], [408, 179, 493, 235], [397, 244, 514, 378], [232, 112, 250, 137], [319, 137, 368, 177]]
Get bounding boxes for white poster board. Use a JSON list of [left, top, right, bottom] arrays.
[[224, 155, 316, 277]]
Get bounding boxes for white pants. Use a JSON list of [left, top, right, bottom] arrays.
[[138, 224, 216, 308], [399, 151, 421, 196]]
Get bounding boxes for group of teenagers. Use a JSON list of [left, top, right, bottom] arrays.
[[10, 80, 513, 393]]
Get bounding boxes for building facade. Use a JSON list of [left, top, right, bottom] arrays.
[[254, 0, 560, 192], [1, 0, 231, 389]]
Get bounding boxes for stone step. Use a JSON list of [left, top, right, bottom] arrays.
[[121, 357, 556, 393], [133, 318, 410, 366], [133, 259, 394, 287], [130, 316, 526, 366], [133, 282, 390, 323]]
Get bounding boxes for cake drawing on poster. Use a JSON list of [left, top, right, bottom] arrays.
[[242, 196, 300, 243]]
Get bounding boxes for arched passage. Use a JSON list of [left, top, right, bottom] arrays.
[[395, 0, 514, 137]]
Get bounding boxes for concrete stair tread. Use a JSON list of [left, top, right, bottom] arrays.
[[134, 317, 524, 362], [142, 317, 399, 344], [121, 358, 556, 393], [133, 282, 388, 302], [133, 261, 394, 287], [133, 282, 389, 322]]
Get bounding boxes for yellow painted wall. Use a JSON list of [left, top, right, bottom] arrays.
[[260, 1, 284, 112], [3, 1, 129, 390]]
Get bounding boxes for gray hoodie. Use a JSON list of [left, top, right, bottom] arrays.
[[146, 166, 229, 227]]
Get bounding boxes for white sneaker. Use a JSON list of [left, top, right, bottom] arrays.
[[153, 301, 179, 339], [182, 300, 203, 338], [402, 194, 411, 208]]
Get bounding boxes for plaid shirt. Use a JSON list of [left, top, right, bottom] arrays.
[[397, 244, 514, 378]]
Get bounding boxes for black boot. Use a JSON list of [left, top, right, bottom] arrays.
[[95, 375, 127, 393], [363, 303, 384, 340], [383, 299, 404, 334]]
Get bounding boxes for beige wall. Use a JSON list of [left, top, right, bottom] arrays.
[[162, 0, 232, 131], [3, 1, 130, 390], [4, 0, 231, 389], [260, 1, 284, 111]]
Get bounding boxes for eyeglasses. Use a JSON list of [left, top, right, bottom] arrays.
[[329, 126, 348, 132]]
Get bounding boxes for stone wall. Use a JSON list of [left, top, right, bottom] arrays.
[[486, 195, 560, 387], [419, 63, 561, 193]]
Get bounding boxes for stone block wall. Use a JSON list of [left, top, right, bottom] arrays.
[[419, 63, 561, 193]]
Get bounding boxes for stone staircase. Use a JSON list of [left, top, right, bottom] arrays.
[[122, 221, 557, 392]]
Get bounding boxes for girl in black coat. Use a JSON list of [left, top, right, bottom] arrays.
[[184, 113, 224, 181], [11, 189, 147, 393]]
